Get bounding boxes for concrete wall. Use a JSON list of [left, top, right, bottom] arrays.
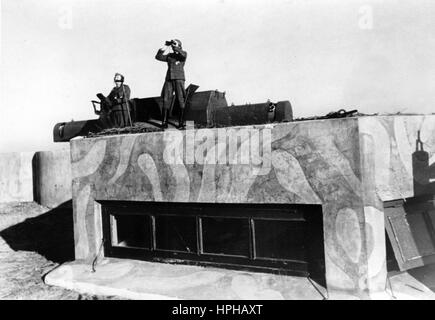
[[0, 152, 34, 202], [0, 149, 72, 208], [359, 115, 435, 201], [33, 149, 72, 207]]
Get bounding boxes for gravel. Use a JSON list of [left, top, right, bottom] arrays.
[[0, 202, 120, 300]]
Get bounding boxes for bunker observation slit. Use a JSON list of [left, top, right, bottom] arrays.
[[100, 201, 326, 280]]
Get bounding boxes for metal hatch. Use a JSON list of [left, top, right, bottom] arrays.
[[384, 195, 435, 271]]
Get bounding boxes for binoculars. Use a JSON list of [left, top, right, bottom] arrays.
[[165, 40, 176, 46]]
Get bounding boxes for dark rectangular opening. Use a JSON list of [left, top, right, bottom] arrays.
[[111, 214, 151, 249], [202, 217, 250, 257], [101, 201, 325, 279], [254, 219, 306, 261], [155, 215, 197, 253]]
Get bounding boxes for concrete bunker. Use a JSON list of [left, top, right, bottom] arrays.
[[45, 89, 435, 298]]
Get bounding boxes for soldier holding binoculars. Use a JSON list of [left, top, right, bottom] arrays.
[[155, 39, 187, 129]]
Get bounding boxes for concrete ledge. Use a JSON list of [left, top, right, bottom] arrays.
[[386, 266, 435, 300], [44, 258, 435, 300], [44, 258, 327, 300]]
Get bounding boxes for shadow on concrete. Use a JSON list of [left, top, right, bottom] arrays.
[[407, 264, 435, 292], [31, 153, 40, 203], [0, 200, 75, 263], [384, 131, 435, 294], [409, 132, 435, 273], [412, 130, 435, 196], [385, 232, 400, 272]]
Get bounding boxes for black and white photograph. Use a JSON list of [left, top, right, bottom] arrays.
[[1, 0, 435, 306]]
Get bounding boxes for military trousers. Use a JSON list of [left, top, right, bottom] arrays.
[[161, 79, 186, 113]]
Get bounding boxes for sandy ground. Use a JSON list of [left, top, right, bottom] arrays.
[[0, 202, 120, 300]]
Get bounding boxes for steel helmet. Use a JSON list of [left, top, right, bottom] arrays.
[[173, 39, 182, 48], [114, 73, 124, 82]]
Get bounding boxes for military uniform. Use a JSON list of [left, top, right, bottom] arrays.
[[155, 44, 187, 121], [108, 84, 131, 127]]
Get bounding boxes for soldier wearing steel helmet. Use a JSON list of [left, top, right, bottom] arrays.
[[107, 73, 131, 127], [155, 39, 187, 129]]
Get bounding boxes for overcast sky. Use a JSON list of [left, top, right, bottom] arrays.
[[1, 0, 435, 153]]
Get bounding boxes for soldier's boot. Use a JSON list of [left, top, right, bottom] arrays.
[[162, 109, 169, 129], [178, 109, 185, 129]]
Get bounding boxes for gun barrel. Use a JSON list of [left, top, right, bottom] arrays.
[[53, 120, 102, 142]]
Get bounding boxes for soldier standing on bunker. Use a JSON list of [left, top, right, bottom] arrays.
[[155, 39, 187, 129], [107, 73, 132, 128]]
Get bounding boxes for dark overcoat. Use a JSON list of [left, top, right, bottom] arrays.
[[155, 47, 187, 80]]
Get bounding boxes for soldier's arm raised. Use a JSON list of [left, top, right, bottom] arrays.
[[155, 48, 168, 62]]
